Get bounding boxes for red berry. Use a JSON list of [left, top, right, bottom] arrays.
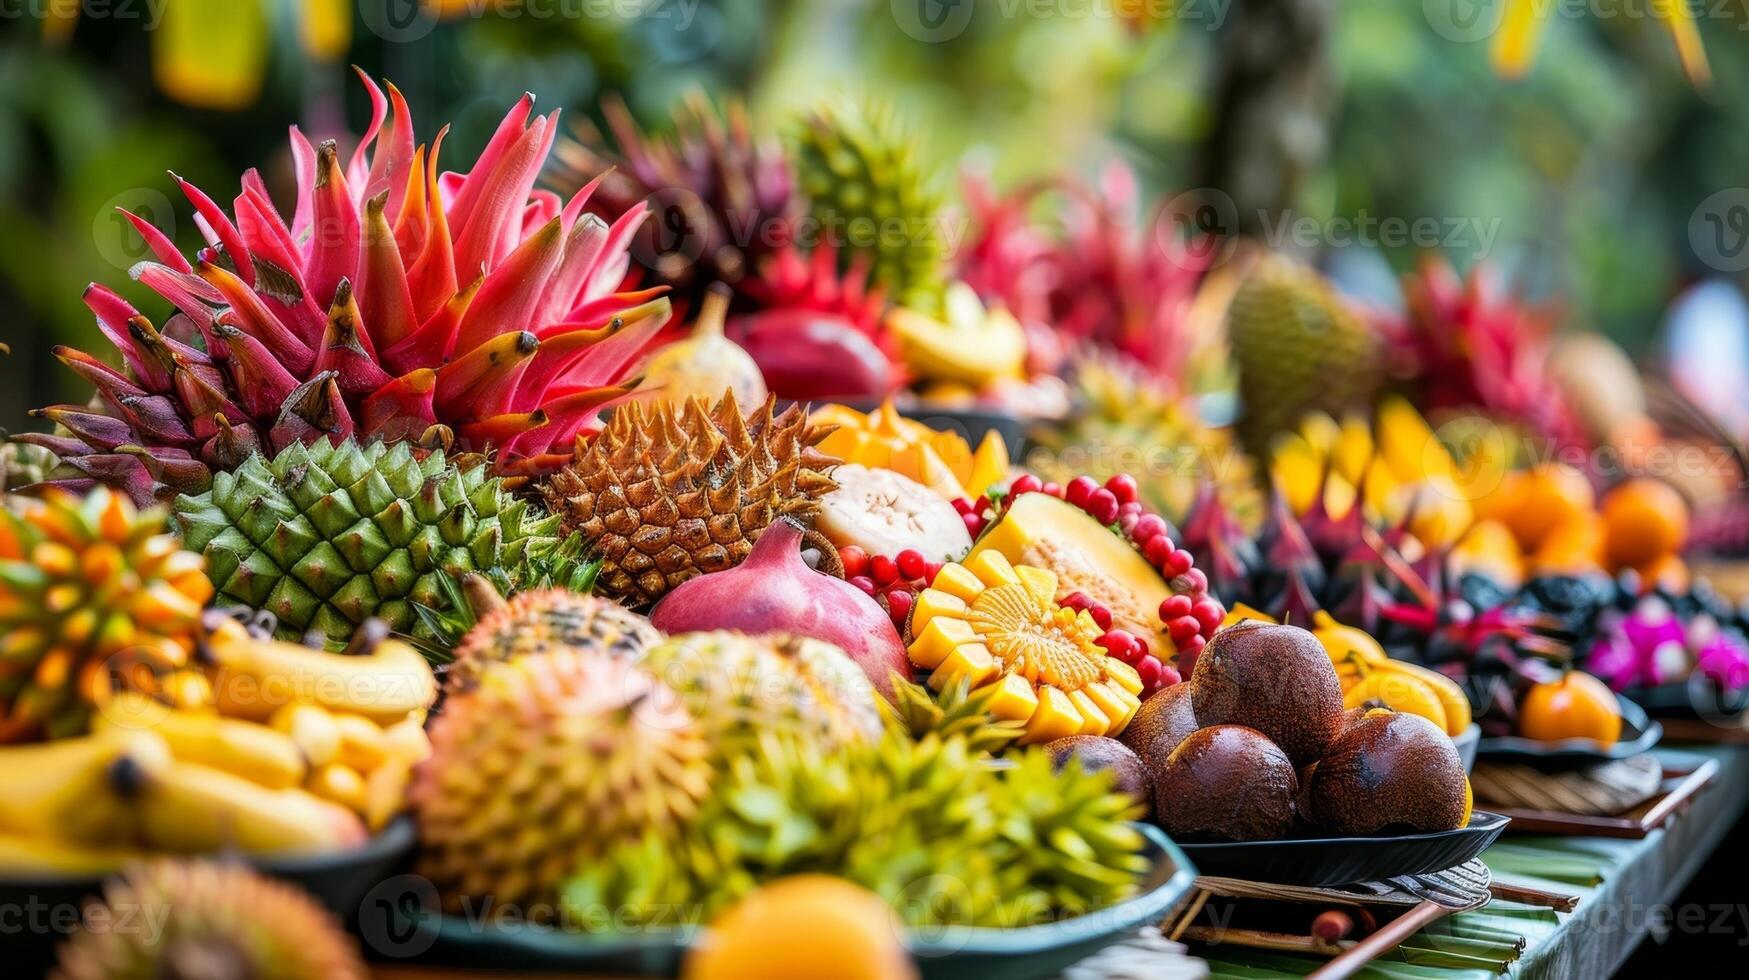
[[1135, 655, 1163, 688], [1168, 615, 1201, 643], [1165, 549, 1195, 576], [1179, 568, 1209, 595], [1041, 481, 1063, 498], [1133, 636, 1151, 661], [962, 512, 985, 537], [1105, 474, 1139, 505], [1191, 598, 1225, 633], [1061, 591, 1093, 612], [1065, 476, 1099, 508], [1132, 514, 1168, 544], [1089, 604, 1113, 631], [870, 554, 900, 587], [951, 496, 974, 515], [1096, 629, 1140, 661], [1010, 474, 1042, 496], [896, 549, 928, 581], [885, 588, 915, 625], [923, 560, 944, 584], [838, 545, 868, 578], [1159, 594, 1192, 622], [1179, 633, 1206, 658], [849, 575, 876, 594], [1156, 662, 1183, 687], [1143, 535, 1175, 568], [1086, 488, 1120, 525], [1117, 509, 1140, 536]]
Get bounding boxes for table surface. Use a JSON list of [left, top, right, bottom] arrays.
[[1194, 744, 1749, 979]]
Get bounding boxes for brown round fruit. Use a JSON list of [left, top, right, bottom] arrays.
[[1304, 711, 1467, 835], [1119, 683, 1199, 771], [1151, 725, 1297, 842], [1191, 622, 1344, 767], [1046, 736, 1150, 817]]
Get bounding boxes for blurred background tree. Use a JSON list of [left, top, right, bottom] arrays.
[[3, 0, 1747, 433]]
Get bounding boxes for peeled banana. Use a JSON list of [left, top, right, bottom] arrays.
[[204, 618, 437, 724], [0, 731, 171, 844], [93, 692, 305, 790]]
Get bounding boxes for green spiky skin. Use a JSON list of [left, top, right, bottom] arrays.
[[886, 675, 1027, 756], [562, 730, 1149, 931], [173, 439, 560, 649], [792, 97, 947, 314], [1228, 255, 1382, 456]]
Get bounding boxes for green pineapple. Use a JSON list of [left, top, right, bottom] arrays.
[[173, 439, 560, 648], [791, 96, 948, 313]]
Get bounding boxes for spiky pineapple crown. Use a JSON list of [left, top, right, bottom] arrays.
[[23, 71, 671, 506]]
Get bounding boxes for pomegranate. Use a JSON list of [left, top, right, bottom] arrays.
[[732, 308, 899, 401], [650, 518, 911, 700]]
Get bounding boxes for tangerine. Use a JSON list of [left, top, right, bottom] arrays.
[[1601, 478, 1689, 570], [683, 875, 916, 980], [1492, 464, 1594, 552], [1518, 672, 1621, 745]]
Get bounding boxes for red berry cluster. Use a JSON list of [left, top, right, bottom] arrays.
[[952, 496, 989, 538], [842, 545, 942, 630], [1060, 591, 1180, 698], [999, 471, 1226, 670]]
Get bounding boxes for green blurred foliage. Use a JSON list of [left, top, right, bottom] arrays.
[[4, 0, 1747, 434]]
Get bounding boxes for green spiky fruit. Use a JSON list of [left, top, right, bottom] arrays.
[[53, 860, 366, 980], [411, 649, 714, 918], [446, 588, 661, 691], [886, 675, 1027, 756], [173, 439, 560, 648], [641, 631, 884, 754], [1031, 356, 1264, 529], [792, 96, 947, 313], [1228, 255, 1382, 455], [563, 730, 1149, 930]]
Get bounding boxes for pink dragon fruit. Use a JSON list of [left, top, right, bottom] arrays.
[[21, 71, 669, 504]]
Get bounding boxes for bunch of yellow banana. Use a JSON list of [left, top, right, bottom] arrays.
[[0, 617, 436, 876], [1270, 397, 1483, 550], [1309, 611, 1472, 737]]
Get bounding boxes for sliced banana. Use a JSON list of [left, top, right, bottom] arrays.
[[817, 464, 974, 561]]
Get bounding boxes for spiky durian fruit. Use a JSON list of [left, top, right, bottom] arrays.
[[642, 631, 884, 753], [1030, 356, 1263, 528], [53, 860, 366, 980], [886, 675, 1027, 756], [411, 649, 713, 918], [22, 73, 666, 506], [1227, 255, 1382, 455], [447, 587, 661, 690], [791, 96, 947, 313], [1, 488, 212, 742], [553, 91, 800, 313], [174, 439, 560, 648], [541, 392, 838, 608], [563, 730, 1148, 929]]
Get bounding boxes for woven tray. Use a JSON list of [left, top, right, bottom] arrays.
[[1477, 758, 1719, 838], [1472, 753, 1664, 816]]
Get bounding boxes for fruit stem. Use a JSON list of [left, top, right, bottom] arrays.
[[695, 283, 732, 340]]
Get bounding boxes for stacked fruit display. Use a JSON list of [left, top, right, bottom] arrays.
[[1120, 622, 1472, 842]]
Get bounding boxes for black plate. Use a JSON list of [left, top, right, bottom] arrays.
[[1619, 675, 1749, 720], [0, 818, 416, 973], [1176, 812, 1510, 887], [371, 823, 1196, 980], [1477, 693, 1663, 765]]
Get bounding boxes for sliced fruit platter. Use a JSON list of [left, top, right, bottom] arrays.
[[1, 68, 1740, 979]]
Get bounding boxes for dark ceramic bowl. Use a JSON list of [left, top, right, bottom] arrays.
[[374, 823, 1196, 980], [1175, 811, 1510, 888], [0, 818, 415, 974], [1477, 694, 1663, 766]]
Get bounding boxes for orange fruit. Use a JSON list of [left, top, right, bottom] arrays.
[[1518, 672, 1621, 745], [1636, 553, 1690, 594], [1601, 478, 1689, 570], [1492, 464, 1594, 552], [683, 876, 916, 980], [1530, 512, 1606, 576], [1451, 519, 1525, 588]]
